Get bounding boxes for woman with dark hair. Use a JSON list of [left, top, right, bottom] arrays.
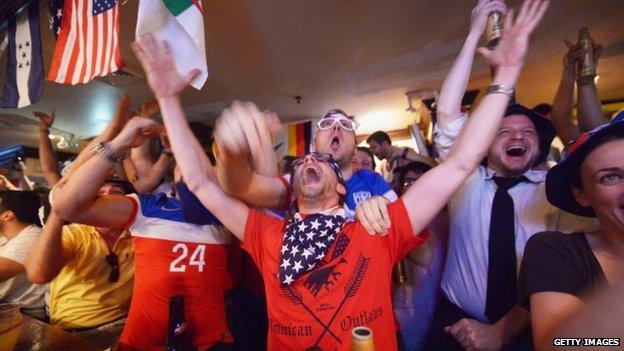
[[519, 111, 624, 350]]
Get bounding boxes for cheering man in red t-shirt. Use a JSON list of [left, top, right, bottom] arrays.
[[130, 1, 548, 348]]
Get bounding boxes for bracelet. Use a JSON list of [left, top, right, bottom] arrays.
[[401, 147, 409, 160], [91, 141, 123, 164], [486, 84, 514, 97]]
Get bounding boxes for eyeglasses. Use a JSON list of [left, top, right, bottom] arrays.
[[105, 253, 120, 283], [316, 117, 357, 131], [291, 152, 334, 169]]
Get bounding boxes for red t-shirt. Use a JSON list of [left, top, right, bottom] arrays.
[[243, 199, 428, 350]]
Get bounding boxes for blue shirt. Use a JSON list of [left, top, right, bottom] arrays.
[[344, 169, 398, 211]]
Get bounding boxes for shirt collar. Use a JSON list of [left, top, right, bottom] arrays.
[[484, 167, 546, 183]]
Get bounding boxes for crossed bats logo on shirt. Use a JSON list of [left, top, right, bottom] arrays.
[[281, 253, 371, 346]]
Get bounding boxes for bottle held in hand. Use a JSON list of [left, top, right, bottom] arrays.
[[486, 11, 504, 49], [165, 296, 195, 351], [576, 27, 596, 84]]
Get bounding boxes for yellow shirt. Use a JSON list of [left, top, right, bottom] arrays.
[[49, 223, 134, 329]]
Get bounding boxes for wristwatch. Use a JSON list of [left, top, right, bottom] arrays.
[[486, 84, 514, 97], [91, 141, 123, 164]]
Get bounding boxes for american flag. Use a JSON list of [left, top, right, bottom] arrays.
[[279, 211, 347, 285], [47, 0, 123, 85]]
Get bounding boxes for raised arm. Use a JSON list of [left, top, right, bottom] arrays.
[[437, 0, 507, 125], [131, 35, 250, 239], [213, 102, 289, 209], [25, 211, 67, 284], [404, 0, 549, 234], [52, 117, 160, 228], [549, 40, 581, 144], [34, 111, 61, 186], [576, 42, 607, 131], [62, 95, 132, 179], [130, 99, 160, 178]]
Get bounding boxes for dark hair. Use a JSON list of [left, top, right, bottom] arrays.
[[532, 103, 553, 116], [0, 191, 41, 226], [569, 130, 624, 189], [322, 109, 352, 119], [189, 121, 216, 165], [356, 147, 376, 169], [399, 161, 433, 186], [281, 155, 298, 174], [366, 131, 391, 145]]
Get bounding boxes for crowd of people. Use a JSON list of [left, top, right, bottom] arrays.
[[1, 0, 623, 350]]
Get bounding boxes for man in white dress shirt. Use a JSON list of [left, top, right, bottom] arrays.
[[424, 1, 600, 350]]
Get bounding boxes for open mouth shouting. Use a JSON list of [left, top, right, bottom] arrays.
[[330, 136, 342, 151], [505, 145, 527, 157], [301, 165, 322, 185]]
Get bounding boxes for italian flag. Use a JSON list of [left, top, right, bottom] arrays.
[[136, 0, 207, 89]]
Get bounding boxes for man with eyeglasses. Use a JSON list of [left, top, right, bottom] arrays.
[[212, 103, 398, 222], [26, 178, 135, 349], [127, 5, 548, 346]]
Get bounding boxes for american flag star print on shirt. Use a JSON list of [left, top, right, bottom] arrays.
[[279, 207, 348, 285]]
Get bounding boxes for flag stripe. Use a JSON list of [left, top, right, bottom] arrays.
[[102, 8, 112, 75], [162, 0, 193, 16], [27, 3, 43, 104], [84, 0, 94, 80], [71, 0, 85, 84], [303, 121, 312, 155], [296, 123, 305, 156], [111, 6, 120, 71], [288, 125, 297, 156], [92, 8, 103, 76], [16, 10, 32, 107], [1, 18, 19, 107]]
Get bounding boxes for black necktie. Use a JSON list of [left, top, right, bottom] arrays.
[[485, 176, 527, 323]]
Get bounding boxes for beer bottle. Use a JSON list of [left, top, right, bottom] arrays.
[[485, 11, 503, 49], [351, 326, 375, 351], [165, 296, 195, 351], [392, 260, 408, 285], [576, 27, 596, 85]]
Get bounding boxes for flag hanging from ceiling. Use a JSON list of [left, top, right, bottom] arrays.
[[1, 2, 44, 108], [136, 0, 208, 89], [48, 0, 64, 39], [286, 121, 313, 157], [47, 0, 124, 85]]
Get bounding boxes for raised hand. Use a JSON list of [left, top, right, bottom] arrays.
[[131, 34, 200, 100], [111, 116, 164, 152], [477, 0, 549, 69], [470, 0, 508, 36], [214, 101, 274, 165], [34, 110, 55, 133]]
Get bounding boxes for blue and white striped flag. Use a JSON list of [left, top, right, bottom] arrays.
[[1, 2, 44, 108]]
